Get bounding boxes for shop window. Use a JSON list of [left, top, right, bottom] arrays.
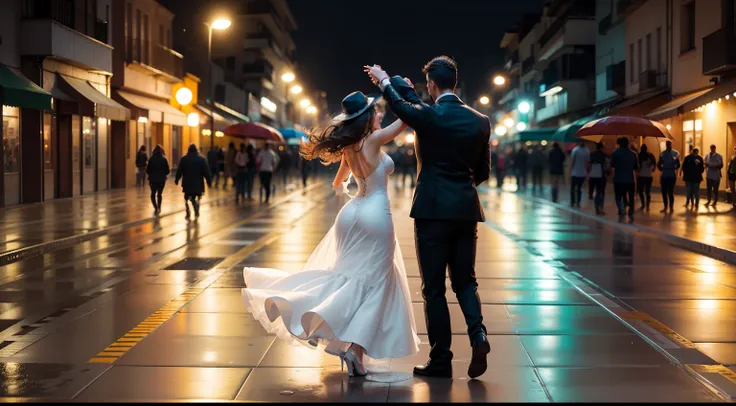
[[2, 106, 20, 174], [683, 119, 703, 154], [83, 117, 96, 169], [43, 112, 53, 170]]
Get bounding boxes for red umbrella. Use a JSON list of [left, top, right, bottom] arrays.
[[575, 116, 674, 142], [224, 122, 286, 143]]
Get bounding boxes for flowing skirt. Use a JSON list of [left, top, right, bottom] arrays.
[[242, 191, 420, 360]]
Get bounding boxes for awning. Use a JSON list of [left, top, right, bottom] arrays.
[[552, 116, 596, 142], [645, 87, 713, 121], [213, 101, 249, 122], [195, 104, 236, 131], [511, 128, 556, 143], [0, 64, 51, 110], [57, 75, 129, 121], [116, 90, 187, 126], [607, 88, 669, 117], [681, 78, 736, 113]]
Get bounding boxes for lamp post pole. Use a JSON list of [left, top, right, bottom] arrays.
[[208, 24, 214, 151]]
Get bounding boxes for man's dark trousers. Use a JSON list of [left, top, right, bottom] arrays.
[[415, 218, 486, 365]]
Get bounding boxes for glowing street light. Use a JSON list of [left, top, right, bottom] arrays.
[[479, 96, 490, 105], [175, 87, 193, 106], [494, 125, 507, 136], [518, 101, 531, 114], [187, 112, 199, 127], [493, 75, 506, 86], [211, 18, 231, 30], [404, 133, 415, 144], [300, 99, 311, 108], [306, 105, 318, 115], [503, 118, 514, 128], [290, 85, 303, 94], [516, 122, 527, 131], [282, 72, 296, 83]]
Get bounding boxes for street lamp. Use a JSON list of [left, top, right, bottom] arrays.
[[479, 96, 490, 105], [503, 118, 514, 128], [282, 72, 295, 83], [300, 99, 311, 108], [205, 17, 231, 150], [493, 75, 506, 86], [290, 85, 303, 94], [518, 101, 531, 114], [306, 105, 317, 115]]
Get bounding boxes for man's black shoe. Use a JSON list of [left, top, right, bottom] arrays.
[[413, 361, 452, 378], [468, 333, 491, 379]]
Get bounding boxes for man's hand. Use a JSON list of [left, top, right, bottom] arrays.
[[363, 64, 389, 85]]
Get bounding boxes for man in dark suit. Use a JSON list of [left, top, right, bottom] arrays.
[[365, 56, 491, 379]]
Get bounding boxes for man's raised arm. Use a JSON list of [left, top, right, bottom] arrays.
[[364, 65, 429, 131]]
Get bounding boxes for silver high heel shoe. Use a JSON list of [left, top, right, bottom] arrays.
[[339, 345, 367, 377]]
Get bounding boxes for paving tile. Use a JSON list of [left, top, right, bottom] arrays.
[[75, 366, 250, 400], [236, 367, 390, 402], [695, 343, 736, 365], [0, 362, 110, 398], [537, 366, 719, 402], [506, 305, 632, 335], [390, 334, 532, 368], [386, 367, 549, 403], [520, 335, 669, 367], [181, 288, 248, 313]]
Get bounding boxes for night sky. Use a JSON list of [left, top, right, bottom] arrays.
[[286, 0, 545, 111]]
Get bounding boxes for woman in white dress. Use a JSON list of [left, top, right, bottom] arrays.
[[242, 90, 420, 377]]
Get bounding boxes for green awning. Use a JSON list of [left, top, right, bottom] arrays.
[[552, 116, 596, 142], [514, 128, 556, 142], [0, 64, 51, 110]]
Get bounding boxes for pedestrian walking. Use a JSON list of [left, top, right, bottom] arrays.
[[610, 137, 639, 216], [146, 144, 170, 214], [207, 146, 219, 189], [257, 143, 279, 203], [588, 142, 608, 215], [728, 146, 736, 208], [704, 144, 723, 207], [246, 144, 257, 199], [235, 143, 248, 203], [682, 147, 705, 209], [225, 143, 237, 191], [299, 154, 311, 187], [637, 144, 656, 211], [135, 145, 148, 188], [570, 140, 589, 207], [175, 144, 212, 220], [530, 145, 545, 193], [548, 142, 566, 202], [514, 146, 528, 191], [217, 147, 226, 190], [491, 150, 506, 189], [657, 140, 680, 212]]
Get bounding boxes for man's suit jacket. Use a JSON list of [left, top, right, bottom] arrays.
[[383, 77, 491, 222]]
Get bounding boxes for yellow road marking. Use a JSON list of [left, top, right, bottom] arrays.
[[86, 287, 203, 363], [691, 365, 736, 386], [618, 311, 696, 348]]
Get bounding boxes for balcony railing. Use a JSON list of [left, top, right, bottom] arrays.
[[702, 27, 736, 75], [538, 0, 595, 48], [241, 60, 274, 81], [127, 40, 183, 79], [23, 0, 108, 44]]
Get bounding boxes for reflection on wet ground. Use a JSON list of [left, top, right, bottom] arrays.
[[0, 180, 726, 402]]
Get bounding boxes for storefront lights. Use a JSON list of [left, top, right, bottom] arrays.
[[138, 117, 148, 123], [175, 87, 193, 106], [215, 131, 224, 138], [494, 125, 507, 136], [503, 118, 514, 128], [187, 113, 199, 127], [516, 122, 527, 131], [518, 101, 531, 114]]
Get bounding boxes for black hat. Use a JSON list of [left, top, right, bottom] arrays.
[[334, 91, 379, 122]]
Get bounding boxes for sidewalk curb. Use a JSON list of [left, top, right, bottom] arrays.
[[0, 183, 326, 268], [482, 184, 736, 266]]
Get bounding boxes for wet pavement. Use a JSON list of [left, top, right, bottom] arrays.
[[0, 178, 731, 402]]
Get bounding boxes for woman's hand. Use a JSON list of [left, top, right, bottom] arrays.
[[364, 65, 388, 85], [403, 77, 414, 88]]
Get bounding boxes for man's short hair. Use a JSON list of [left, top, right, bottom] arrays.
[[422, 56, 458, 91]]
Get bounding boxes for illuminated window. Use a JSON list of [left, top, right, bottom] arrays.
[[683, 119, 703, 153], [2, 106, 20, 173]]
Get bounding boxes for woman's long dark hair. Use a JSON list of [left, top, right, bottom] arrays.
[[300, 106, 376, 165]]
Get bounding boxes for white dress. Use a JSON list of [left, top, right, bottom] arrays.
[[242, 152, 420, 360]]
